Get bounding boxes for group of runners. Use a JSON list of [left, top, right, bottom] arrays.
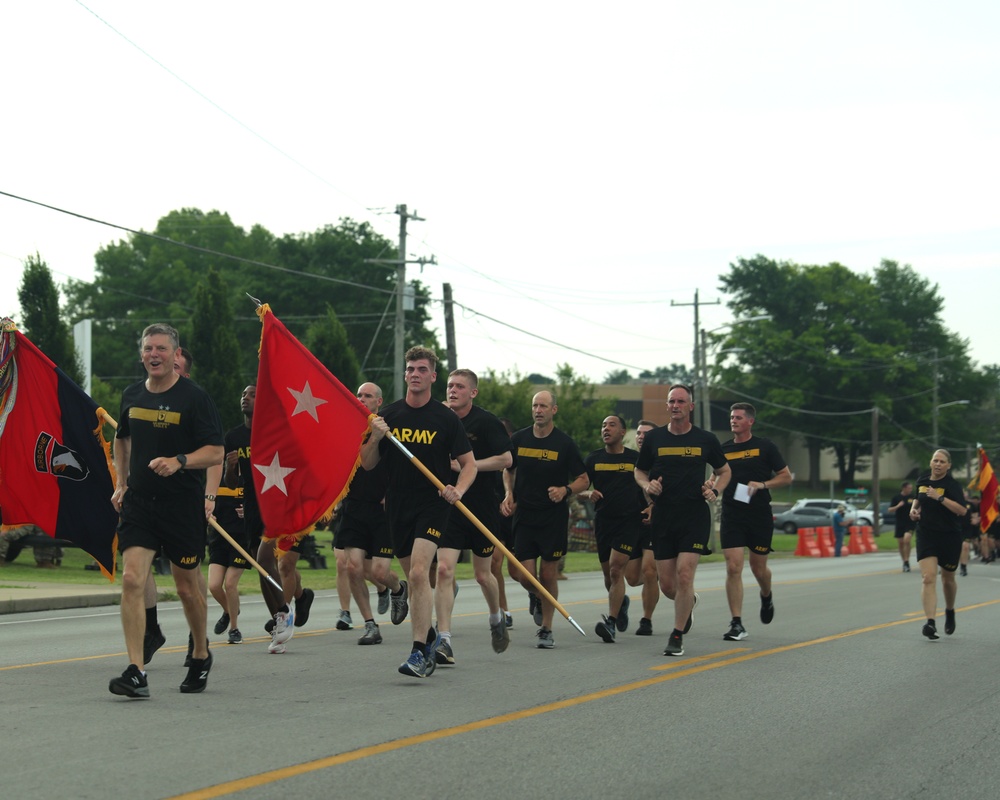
[[107, 325, 976, 697]]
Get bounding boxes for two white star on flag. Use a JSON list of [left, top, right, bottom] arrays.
[[254, 453, 296, 496], [288, 381, 327, 422]]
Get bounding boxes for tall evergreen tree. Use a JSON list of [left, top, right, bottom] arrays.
[[17, 253, 84, 384], [304, 306, 363, 392], [189, 267, 244, 430]]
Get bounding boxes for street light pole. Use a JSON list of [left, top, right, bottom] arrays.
[[932, 399, 970, 448]]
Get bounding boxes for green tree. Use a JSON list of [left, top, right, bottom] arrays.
[[17, 253, 84, 384], [548, 364, 618, 452], [189, 268, 243, 430], [715, 255, 995, 487], [638, 363, 695, 384], [304, 306, 363, 391], [604, 368, 632, 384]]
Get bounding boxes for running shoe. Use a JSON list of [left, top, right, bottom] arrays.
[[683, 593, 699, 634], [902, 562, 911, 573], [109, 664, 149, 699], [398, 647, 436, 678], [213, 612, 230, 636], [944, 609, 956, 635], [663, 631, 684, 656], [390, 581, 409, 626], [636, 617, 653, 636], [267, 635, 287, 654], [616, 595, 631, 632], [273, 608, 294, 645], [358, 620, 383, 645], [143, 625, 166, 665], [922, 621, 940, 640], [295, 588, 315, 627], [227, 628, 243, 644], [435, 639, 455, 665], [529, 592, 543, 627], [504, 611, 514, 628], [377, 588, 391, 616], [180, 650, 213, 694], [336, 610, 353, 630], [595, 615, 616, 643], [724, 620, 748, 641], [760, 592, 775, 625], [959, 565, 968, 577], [490, 618, 510, 653], [536, 627, 554, 649]]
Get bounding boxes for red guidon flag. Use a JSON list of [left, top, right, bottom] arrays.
[[251, 305, 372, 551], [0, 319, 118, 579], [974, 447, 998, 534]]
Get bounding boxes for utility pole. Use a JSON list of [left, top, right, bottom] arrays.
[[364, 204, 435, 400], [671, 290, 720, 429], [871, 406, 880, 532], [443, 282, 457, 372]]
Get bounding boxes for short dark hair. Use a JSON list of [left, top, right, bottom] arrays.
[[405, 345, 438, 370], [637, 419, 658, 429], [177, 346, 194, 370], [730, 402, 756, 419]]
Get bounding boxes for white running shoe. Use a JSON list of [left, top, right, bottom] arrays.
[[273, 609, 294, 646]]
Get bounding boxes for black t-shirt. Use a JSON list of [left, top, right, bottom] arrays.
[[584, 447, 646, 519], [509, 426, 586, 520], [890, 492, 914, 533], [720, 435, 787, 511], [915, 472, 965, 536], [224, 423, 258, 520], [343, 439, 388, 509], [117, 376, 223, 496], [635, 424, 726, 506], [458, 405, 513, 516], [377, 398, 472, 511]]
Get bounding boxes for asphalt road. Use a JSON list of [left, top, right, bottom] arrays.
[[2, 553, 997, 800]]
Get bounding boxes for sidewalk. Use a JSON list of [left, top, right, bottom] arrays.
[[0, 581, 122, 614]]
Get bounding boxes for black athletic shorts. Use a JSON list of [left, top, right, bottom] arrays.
[[650, 501, 712, 560], [117, 489, 206, 569], [387, 498, 451, 560], [441, 501, 500, 558], [594, 514, 643, 563], [335, 501, 393, 559], [720, 507, 774, 555], [916, 530, 962, 572], [513, 509, 568, 563]]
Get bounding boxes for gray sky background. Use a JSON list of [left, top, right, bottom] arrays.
[[2, 1, 996, 384]]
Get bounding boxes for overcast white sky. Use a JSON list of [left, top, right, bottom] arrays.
[[2, 1, 997, 383]]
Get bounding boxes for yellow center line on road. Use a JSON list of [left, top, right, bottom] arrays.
[[165, 597, 1000, 800]]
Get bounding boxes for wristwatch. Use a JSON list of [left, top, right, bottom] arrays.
[[176, 453, 188, 470]]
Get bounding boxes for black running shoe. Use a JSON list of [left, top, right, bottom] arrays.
[[944, 609, 956, 635], [922, 621, 940, 640], [663, 631, 684, 656], [636, 617, 653, 636], [213, 612, 230, 636], [180, 650, 213, 694], [295, 588, 314, 628], [109, 664, 149, 699], [143, 625, 166, 665], [616, 595, 630, 633], [595, 615, 616, 643], [760, 593, 774, 625]]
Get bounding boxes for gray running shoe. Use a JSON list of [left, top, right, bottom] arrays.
[[490, 617, 510, 653], [227, 628, 243, 644], [595, 615, 616, 643], [536, 627, 554, 649], [377, 588, 391, 616], [435, 639, 455, 665], [358, 620, 383, 645], [336, 610, 353, 630], [504, 611, 513, 628], [390, 581, 409, 626]]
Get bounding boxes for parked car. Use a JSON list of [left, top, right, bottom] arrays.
[[773, 506, 836, 534], [790, 498, 860, 524]]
